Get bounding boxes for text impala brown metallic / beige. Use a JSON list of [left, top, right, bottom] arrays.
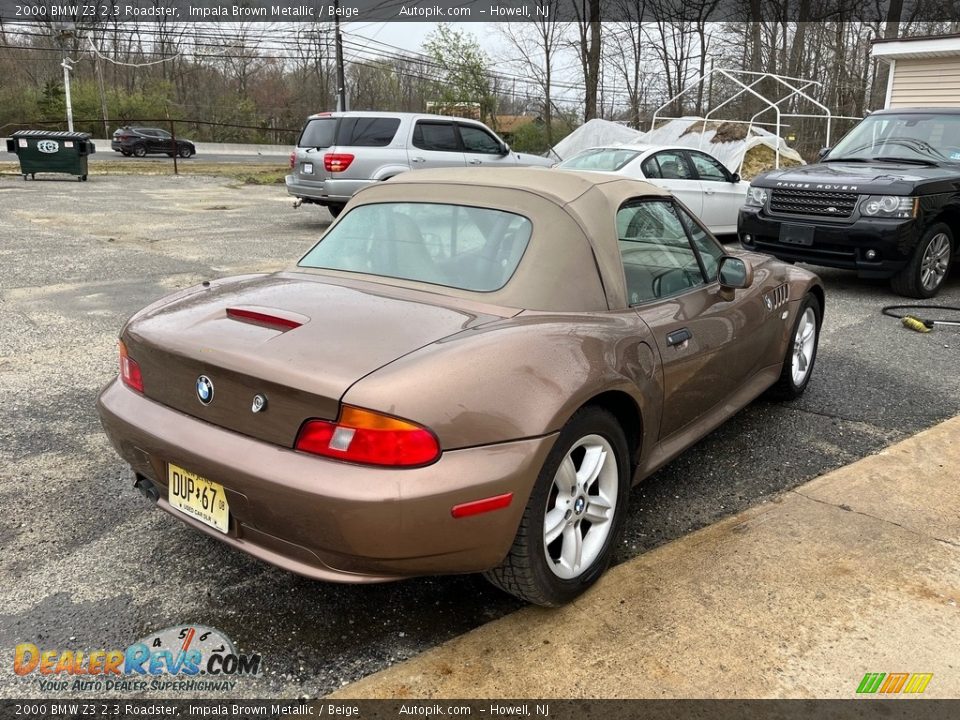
[[97, 168, 825, 606]]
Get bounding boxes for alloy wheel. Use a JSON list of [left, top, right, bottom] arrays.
[[792, 307, 817, 386], [543, 434, 618, 580], [920, 233, 951, 292]]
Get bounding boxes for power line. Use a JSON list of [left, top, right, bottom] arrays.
[[0, 22, 654, 107]]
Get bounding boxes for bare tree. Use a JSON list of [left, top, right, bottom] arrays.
[[499, 3, 570, 144], [607, 1, 651, 127], [570, 0, 602, 121]]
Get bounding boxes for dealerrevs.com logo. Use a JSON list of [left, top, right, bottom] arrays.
[[856, 672, 933, 695], [14, 625, 261, 693]]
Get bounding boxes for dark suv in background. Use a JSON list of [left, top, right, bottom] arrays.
[[111, 127, 196, 159], [739, 108, 960, 297]]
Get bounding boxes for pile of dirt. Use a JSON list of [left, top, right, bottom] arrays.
[[739, 144, 802, 180], [679, 120, 750, 143]]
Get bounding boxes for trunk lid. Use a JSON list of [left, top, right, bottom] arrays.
[[124, 272, 499, 447]]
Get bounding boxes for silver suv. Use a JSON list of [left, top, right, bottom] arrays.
[[285, 111, 554, 217]]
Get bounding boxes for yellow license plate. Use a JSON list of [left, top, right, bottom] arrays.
[[168, 464, 230, 534]]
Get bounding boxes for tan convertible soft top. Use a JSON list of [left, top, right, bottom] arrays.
[[331, 167, 673, 312]]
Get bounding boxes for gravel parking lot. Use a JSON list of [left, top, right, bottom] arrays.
[[2, 173, 959, 699]]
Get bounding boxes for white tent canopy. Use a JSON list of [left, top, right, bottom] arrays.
[[548, 119, 644, 161], [548, 117, 804, 176]]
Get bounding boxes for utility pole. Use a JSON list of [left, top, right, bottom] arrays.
[[61, 59, 75, 132], [334, 0, 347, 112], [93, 49, 110, 137], [55, 24, 76, 132]]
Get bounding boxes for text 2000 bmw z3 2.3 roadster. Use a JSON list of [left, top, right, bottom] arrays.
[[97, 168, 824, 606]]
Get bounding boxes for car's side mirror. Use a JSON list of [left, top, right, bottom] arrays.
[[729, 171, 741, 183], [717, 255, 753, 300], [500, 142, 511, 156], [817, 146, 832, 161]]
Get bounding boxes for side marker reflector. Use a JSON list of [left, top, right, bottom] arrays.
[[451, 493, 514, 519]]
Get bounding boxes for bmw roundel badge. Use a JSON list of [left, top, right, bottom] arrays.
[[196, 375, 214, 405]]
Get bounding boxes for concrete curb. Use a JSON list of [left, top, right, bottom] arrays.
[[330, 415, 960, 699]]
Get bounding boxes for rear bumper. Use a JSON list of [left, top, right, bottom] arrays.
[[738, 207, 920, 278], [284, 175, 373, 204], [96, 379, 554, 582]]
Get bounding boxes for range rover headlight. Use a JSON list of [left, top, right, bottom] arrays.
[[745, 185, 768, 207], [860, 195, 917, 218]]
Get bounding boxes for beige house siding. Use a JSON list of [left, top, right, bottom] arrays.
[[889, 57, 960, 107]]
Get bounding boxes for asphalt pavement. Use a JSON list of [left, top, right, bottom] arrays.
[[1, 174, 959, 699]]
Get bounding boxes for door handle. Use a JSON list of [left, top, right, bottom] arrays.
[[468, 159, 482, 165], [666, 328, 692, 347], [411, 157, 425, 164], [703, 188, 715, 195]]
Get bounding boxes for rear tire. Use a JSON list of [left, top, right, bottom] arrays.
[[768, 293, 821, 400], [484, 407, 630, 606], [133, 145, 147, 158], [327, 203, 345, 219], [891, 223, 953, 299]]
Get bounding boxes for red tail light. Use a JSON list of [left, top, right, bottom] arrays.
[[323, 153, 354, 173], [289, 150, 296, 169], [119, 341, 143, 393], [295, 406, 440, 467]]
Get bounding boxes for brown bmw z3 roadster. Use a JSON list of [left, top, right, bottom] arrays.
[[97, 168, 824, 606]]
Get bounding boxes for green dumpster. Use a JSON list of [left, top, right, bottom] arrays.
[[5, 130, 96, 181]]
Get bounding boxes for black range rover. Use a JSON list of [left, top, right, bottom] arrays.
[[739, 108, 960, 297]]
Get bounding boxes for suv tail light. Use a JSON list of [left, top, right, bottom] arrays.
[[323, 153, 354, 173], [119, 341, 143, 393], [289, 150, 296, 169], [295, 406, 440, 467]]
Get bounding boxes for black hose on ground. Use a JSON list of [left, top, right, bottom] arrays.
[[881, 304, 960, 332]]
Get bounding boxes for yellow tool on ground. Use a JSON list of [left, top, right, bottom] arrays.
[[883, 305, 960, 333], [901, 316, 932, 333]]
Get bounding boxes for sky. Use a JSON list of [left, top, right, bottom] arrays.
[[340, 21, 587, 106], [344, 21, 494, 53]]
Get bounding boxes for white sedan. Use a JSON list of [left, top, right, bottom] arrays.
[[556, 144, 749, 236]]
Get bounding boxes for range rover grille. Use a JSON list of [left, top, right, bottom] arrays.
[[769, 189, 859, 218]]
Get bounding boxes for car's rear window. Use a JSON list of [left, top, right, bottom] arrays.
[[299, 116, 401, 148], [560, 148, 641, 171], [336, 117, 401, 147], [298, 202, 532, 292], [299, 118, 337, 148]]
